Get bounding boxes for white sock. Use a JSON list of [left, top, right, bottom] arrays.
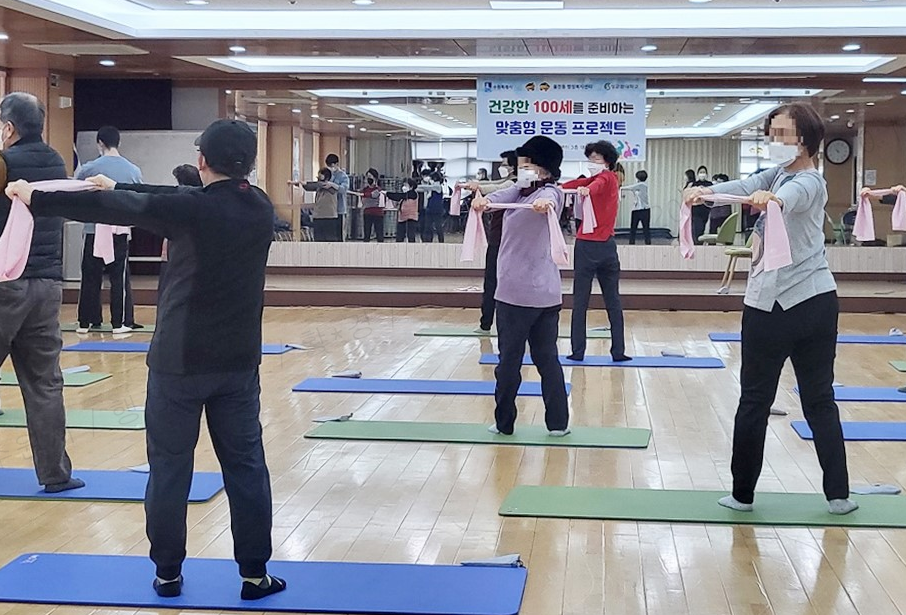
[[828, 499, 859, 515], [718, 495, 753, 512]]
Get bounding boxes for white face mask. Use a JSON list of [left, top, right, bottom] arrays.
[[767, 142, 800, 167], [516, 167, 539, 188], [587, 162, 607, 176], [497, 166, 511, 178]]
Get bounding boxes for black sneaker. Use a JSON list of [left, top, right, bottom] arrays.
[[241, 575, 287, 601], [128, 323, 145, 330], [153, 575, 183, 598]]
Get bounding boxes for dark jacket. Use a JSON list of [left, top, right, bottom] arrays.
[[31, 179, 274, 376], [0, 136, 67, 280]]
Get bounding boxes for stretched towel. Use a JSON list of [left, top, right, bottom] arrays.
[[680, 193, 791, 272], [450, 185, 463, 216], [562, 188, 596, 234], [0, 179, 97, 281], [857, 189, 906, 241], [461, 202, 569, 266]]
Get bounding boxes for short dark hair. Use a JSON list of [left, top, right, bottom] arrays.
[[97, 125, 120, 149], [365, 167, 380, 182], [583, 140, 619, 169], [325, 153, 339, 166], [697, 165, 708, 174], [318, 167, 332, 181], [404, 177, 418, 190], [636, 170, 648, 182], [430, 171, 444, 183], [0, 92, 45, 139], [420, 169, 432, 177], [500, 149, 517, 168], [172, 164, 202, 186], [765, 102, 825, 157]]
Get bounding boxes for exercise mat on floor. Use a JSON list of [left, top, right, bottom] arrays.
[[0, 409, 144, 430], [0, 371, 111, 387], [415, 327, 610, 338]]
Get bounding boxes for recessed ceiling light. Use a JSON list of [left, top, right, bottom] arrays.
[[99, 59, 115, 67], [360, 127, 367, 132], [224, 89, 232, 94], [0, 34, 9, 41], [369, 99, 379, 104], [830, 114, 841, 119], [267, 102, 276, 106], [292, 108, 301, 113], [327, 119, 333, 123], [640, 45, 658, 52], [421, 105, 428, 109], [842, 43, 861, 52], [185, 0, 208, 4], [347, 124, 355, 128], [712, 106, 721, 111], [846, 108, 856, 113], [352, 0, 374, 5], [311, 113, 320, 118], [867, 101, 876, 106], [229, 45, 246, 53]]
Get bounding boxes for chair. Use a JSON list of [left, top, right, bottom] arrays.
[[717, 232, 754, 294], [699, 211, 739, 245]]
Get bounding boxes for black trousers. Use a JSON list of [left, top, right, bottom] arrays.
[[395, 220, 417, 242], [629, 209, 651, 245], [336, 213, 345, 242], [422, 212, 445, 243], [732, 291, 849, 504], [144, 368, 273, 580], [692, 206, 710, 245], [78, 233, 130, 328], [479, 242, 500, 330], [363, 213, 385, 242], [494, 301, 569, 434], [313, 218, 338, 242], [571, 238, 625, 358]]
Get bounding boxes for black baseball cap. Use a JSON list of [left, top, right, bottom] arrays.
[[195, 119, 257, 177]]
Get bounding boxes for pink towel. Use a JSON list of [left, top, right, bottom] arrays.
[[461, 203, 569, 266], [858, 189, 906, 238], [93, 223, 131, 265], [450, 186, 462, 216], [680, 193, 792, 272], [561, 188, 596, 234], [0, 179, 97, 282]]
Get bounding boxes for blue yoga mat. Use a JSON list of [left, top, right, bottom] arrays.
[[0, 553, 527, 615], [792, 421, 906, 441], [0, 468, 223, 502], [794, 386, 906, 403], [478, 353, 724, 369], [63, 342, 294, 355], [293, 378, 568, 397], [711, 332, 906, 345]]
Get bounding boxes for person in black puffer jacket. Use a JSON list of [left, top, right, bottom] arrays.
[[0, 92, 83, 493]]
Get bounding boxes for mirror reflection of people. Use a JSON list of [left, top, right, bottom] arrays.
[[690, 165, 713, 244], [684, 102, 856, 517], [476, 167, 488, 181], [621, 170, 651, 245], [361, 167, 384, 242], [302, 168, 339, 242], [385, 177, 419, 242], [325, 154, 348, 241], [417, 171, 445, 243]]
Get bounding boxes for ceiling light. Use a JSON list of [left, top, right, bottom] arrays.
[[292, 108, 301, 113], [864, 76, 906, 82], [347, 124, 355, 128], [360, 127, 367, 131], [229, 46, 246, 53], [185, 0, 208, 4], [640, 45, 658, 52], [99, 59, 115, 67], [0, 34, 9, 41], [712, 106, 721, 111], [369, 99, 379, 104], [489, 1, 564, 8], [311, 113, 319, 118], [351, 0, 374, 4], [846, 108, 856, 113], [842, 43, 862, 52], [224, 89, 232, 94], [901, 90, 906, 95], [386, 133, 392, 136], [830, 114, 841, 119], [420, 105, 428, 109], [867, 101, 876, 106], [267, 102, 276, 106], [327, 119, 333, 123], [688, 0, 712, 3]]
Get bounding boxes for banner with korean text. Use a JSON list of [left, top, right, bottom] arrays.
[[476, 76, 646, 162]]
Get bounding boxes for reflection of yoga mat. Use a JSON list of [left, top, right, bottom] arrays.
[[63, 342, 294, 355], [293, 378, 565, 397], [415, 327, 611, 339], [0, 469, 222, 502], [0, 553, 528, 615], [0, 371, 111, 387], [305, 421, 650, 449], [0, 409, 144, 430], [478, 354, 724, 369], [795, 386, 906, 403], [711, 332, 906, 345], [60, 323, 156, 334], [792, 420, 906, 441], [499, 486, 906, 527]]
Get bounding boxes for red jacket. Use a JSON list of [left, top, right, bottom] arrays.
[[562, 171, 619, 242]]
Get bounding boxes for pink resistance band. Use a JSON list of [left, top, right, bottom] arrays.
[[854, 189, 906, 242], [561, 188, 596, 234], [680, 193, 793, 272], [461, 202, 569, 266], [0, 179, 98, 282]]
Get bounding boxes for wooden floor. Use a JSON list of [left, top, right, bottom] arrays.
[[4, 305, 906, 614]]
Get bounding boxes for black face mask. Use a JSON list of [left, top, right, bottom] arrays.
[[367, 177, 375, 185]]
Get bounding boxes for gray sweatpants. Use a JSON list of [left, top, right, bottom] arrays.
[[0, 278, 73, 485]]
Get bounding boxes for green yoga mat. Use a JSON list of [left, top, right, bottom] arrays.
[[0, 371, 112, 387], [499, 486, 906, 527], [305, 420, 650, 449], [890, 361, 906, 372], [415, 327, 611, 338], [60, 323, 155, 333], [0, 409, 144, 430]]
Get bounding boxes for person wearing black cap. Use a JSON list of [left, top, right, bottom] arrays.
[[6, 119, 286, 601], [472, 135, 570, 436]]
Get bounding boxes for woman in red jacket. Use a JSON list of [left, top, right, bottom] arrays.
[[561, 140, 628, 363], [361, 167, 384, 242]]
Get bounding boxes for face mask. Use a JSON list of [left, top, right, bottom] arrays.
[[516, 167, 539, 188], [497, 166, 510, 178], [587, 162, 607, 176], [768, 142, 800, 167], [698, 173, 708, 180], [367, 177, 375, 185]]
